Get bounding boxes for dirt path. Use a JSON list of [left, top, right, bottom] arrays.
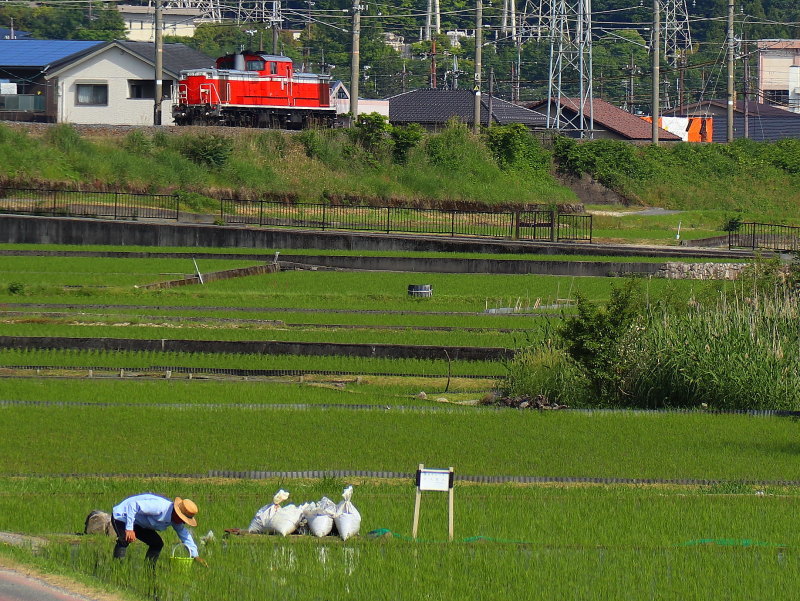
[[0, 555, 127, 601]]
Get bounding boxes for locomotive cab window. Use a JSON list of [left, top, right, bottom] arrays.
[[269, 62, 278, 75], [246, 59, 265, 71], [76, 83, 108, 106]]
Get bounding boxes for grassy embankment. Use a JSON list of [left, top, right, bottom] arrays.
[[3, 123, 800, 244]]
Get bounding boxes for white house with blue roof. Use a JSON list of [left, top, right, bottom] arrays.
[[0, 39, 212, 125]]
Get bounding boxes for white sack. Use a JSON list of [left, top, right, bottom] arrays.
[[334, 486, 361, 541], [303, 497, 337, 538], [271, 504, 304, 537], [248, 489, 291, 534]]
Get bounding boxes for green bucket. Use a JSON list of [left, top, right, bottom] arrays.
[[170, 543, 193, 572]]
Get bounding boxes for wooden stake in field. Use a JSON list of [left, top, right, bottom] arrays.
[[412, 464, 454, 541]]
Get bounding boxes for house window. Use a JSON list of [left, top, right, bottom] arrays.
[[336, 88, 348, 99], [128, 80, 173, 100], [76, 83, 108, 105], [764, 89, 789, 107]]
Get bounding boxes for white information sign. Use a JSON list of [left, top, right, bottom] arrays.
[[418, 468, 451, 492], [412, 464, 455, 540]]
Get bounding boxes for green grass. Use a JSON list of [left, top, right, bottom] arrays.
[[0, 256, 261, 287], [1, 405, 799, 481], [0, 349, 505, 377], [0, 477, 798, 601]]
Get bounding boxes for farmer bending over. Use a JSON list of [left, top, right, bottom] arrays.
[[112, 493, 207, 566]]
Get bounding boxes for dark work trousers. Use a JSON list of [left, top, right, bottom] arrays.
[[112, 519, 164, 563]]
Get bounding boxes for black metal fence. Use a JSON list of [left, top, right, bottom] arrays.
[[0, 187, 592, 242], [221, 200, 592, 242], [729, 222, 800, 252], [0, 188, 179, 221]]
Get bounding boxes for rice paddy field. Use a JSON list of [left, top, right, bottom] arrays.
[[0, 245, 797, 600]]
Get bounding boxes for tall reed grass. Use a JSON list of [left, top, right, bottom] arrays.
[[506, 283, 800, 410]]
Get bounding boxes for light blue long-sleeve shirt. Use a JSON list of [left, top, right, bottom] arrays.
[[112, 493, 198, 558]]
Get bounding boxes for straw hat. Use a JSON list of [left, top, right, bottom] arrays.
[[173, 498, 198, 527]]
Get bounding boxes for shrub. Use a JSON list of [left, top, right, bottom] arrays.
[[45, 124, 88, 153], [558, 279, 643, 402], [389, 123, 424, 164], [7, 282, 25, 295], [502, 345, 588, 405], [350, 113, 392, 153], [123, 130, 153, 155], [484, 124, 551, 172], [179, 134, 234, 168]]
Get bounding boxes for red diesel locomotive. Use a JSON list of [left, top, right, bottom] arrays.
[[173, 52, 336, 128]]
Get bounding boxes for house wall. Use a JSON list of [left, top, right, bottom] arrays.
[[52, 48, 177, 126], [120, 7, 200, 42], [757, 40, 800, 112]]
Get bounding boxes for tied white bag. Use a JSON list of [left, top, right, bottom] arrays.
[[303, 497, 337, 538], [270, 504, 304, 537], [334, 486, 361, 541], [248, 489, 290, 534]]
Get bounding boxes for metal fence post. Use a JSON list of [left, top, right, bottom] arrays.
[[175, 194, 180, 221], [259, 199, 264, 227], [114, 192, 118, 220], [550, 210, 557, 242], [322, 203, 327, 231], [386, 206, 391, 234], [512, 211, 519, 240], [451, 212, 455, 237]]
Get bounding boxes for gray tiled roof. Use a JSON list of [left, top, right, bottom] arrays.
[[388, 89, 548, 127], [668, 99, 800, 118], [115, 41, 214, 77]]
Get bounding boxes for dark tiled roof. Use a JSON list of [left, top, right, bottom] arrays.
[[115, 41, 214, 77], [666, 99, 800, 118], [0, 39, 103, 68], [526, 97, 681, 141], [388, 89, 548, 127]]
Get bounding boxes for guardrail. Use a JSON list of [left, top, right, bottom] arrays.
[[729, 222, 800, 252], [0, 187, 592, 242]]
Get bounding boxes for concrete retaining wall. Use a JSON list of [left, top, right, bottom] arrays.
[[280, 255, 663, 277], [138, 262, 279, 289], [657, 262, 749, 280], [0, 214, 752, 260]]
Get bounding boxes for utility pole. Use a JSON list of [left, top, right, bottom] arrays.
[[743, 47, 750, 139], [651, 0, 660, 145], [350, 0, 361, 119], [473, 0, 482, 134], [726, 0, 735, 143], [154, 0, 163, 126], [272, 0, 280, 54], [487, 66, 494, 127], [625, 50, 638, 111], [425, 0, 432, 40], [430, 40, 438, 88]]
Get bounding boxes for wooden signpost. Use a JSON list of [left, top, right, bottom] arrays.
[[412, 464, 455, 541]]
